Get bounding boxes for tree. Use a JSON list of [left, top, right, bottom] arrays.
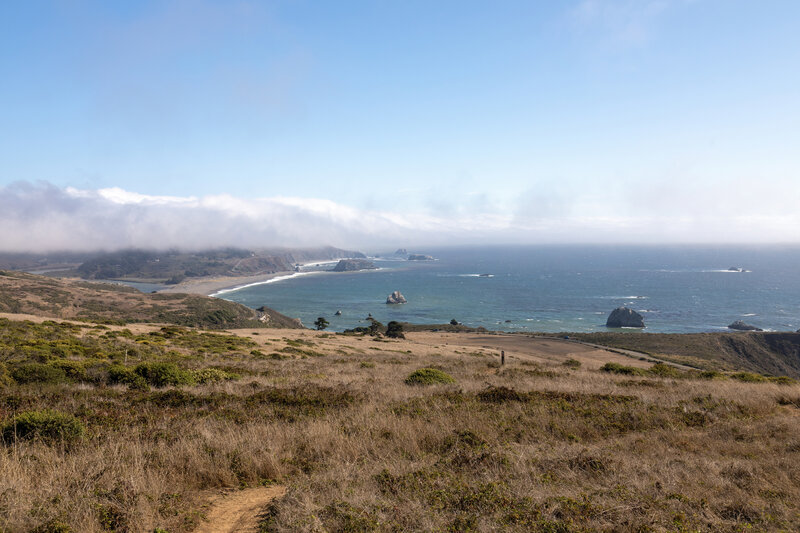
[[367, 317, 384, 336], [314, 317, 329, 331], [385, 321, 405, 339]]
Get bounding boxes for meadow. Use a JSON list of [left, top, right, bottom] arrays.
[[0, 315, 799, 532]]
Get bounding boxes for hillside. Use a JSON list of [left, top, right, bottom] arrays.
[[71, 246, 365, 282], [0, 320, 797, 531], [572, 331, 800, 378], [0, 270, 301, 329]]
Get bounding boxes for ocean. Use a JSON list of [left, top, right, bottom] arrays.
[[215, 245, 800, 334]]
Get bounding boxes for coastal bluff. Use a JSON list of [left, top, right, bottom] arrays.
[[331, 259, 377, 272]]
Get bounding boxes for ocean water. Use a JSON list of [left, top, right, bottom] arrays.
[[216, 246, 800, 334]]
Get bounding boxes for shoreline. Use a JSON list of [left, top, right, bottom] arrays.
[[159, 259, 344, 296], [158, 271, 294, 296]]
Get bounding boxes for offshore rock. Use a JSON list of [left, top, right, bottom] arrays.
[[728, 320, 763, 331], [606, 307, 645, 328], [407, 254, 434, 261], [386, 290, 407, 304]]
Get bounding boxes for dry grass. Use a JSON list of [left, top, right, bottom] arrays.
[[0, 318, 799, 532]]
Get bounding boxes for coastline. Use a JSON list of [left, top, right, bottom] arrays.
[[159, 259, 342, 296], [158, 271, 293, 296]]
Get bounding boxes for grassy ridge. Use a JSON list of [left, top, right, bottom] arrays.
[[572, 331, 800, 378], [0, 270, 300, 329]]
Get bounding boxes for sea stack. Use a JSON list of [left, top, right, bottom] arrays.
[[606, 307, 645, 328], [386, 291, 407, 304], [728, 320, 763, 331]]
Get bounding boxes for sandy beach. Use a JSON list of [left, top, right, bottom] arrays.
[[157, 271, 294, 296]]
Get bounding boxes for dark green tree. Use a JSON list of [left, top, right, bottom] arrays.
[[314, 317, 329, 331], [367, 317, 384, 336], [385, 321, 405, 339]]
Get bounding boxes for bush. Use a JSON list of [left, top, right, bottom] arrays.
[[0, 362, 13, 386], [600, 362, 644, 376], [562, 358, 582, 369], [2, 409, 85, 445], [11, 363, 67, 384], [405, 368, 456, 385], [192, 368, 238, 384], [385, 321, 405, 339], [648, 362, 680, 378], [108, 365, 149, 390], [135, 362, 195, 387], [731, 372, 766, 383]]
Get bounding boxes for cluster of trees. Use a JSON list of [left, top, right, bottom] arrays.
[[315, 316, 404, 338]]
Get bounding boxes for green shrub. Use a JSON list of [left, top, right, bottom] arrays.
[[49, 360, 88, 382], [562, 358, 582, 369], [2, 409, 85, 445], [192, 368, 238, 384], [648, 362, 681, 378], [135, 362, 195, 387], [107, 365, 148, 390], [599, 362, 644, 376], [0, 362, 13, 386], [731, 372, 766, 383], [405, 368, 456, 385], [385, 321, 405, 339], [11, 363, 67, 384]]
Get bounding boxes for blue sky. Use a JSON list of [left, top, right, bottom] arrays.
[[1, 1, 799, 250]]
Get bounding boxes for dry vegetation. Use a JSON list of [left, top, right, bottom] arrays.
[[0, 270, 300, 329], [0, 316, 799, 532]]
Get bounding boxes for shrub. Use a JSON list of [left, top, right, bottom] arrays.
[[385, 321, 405, 339], [192, 368, 238, 384], [2, 409, 85, 445], [135, 362, 195, 387], [731, 372, 766, 383], [11, 363, 67, 384], [562, 358, 582, 369], [600, 362, 644, 376], [477, 386, 525, 403], [107, 365, 149, 390], [648, 362, 680, 378], [0, 362, 13, 386], [405, 368, 456, 385]]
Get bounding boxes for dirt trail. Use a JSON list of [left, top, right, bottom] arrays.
[[194, 485, 286, 533]]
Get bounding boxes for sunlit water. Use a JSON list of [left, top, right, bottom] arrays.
[[215, 245, 800, 333]]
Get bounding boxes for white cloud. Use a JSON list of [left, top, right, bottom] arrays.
[[0, 181, 796, 253]]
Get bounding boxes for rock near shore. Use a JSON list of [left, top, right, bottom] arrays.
[[386, 290, 407, 304], [606, 307, 645, 328], [728, 320, 763, 331]]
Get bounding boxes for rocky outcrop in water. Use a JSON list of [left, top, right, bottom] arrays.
[[408, 254, 434, 261], [606, 307, 645, 328], [386, 290, 407, 304], [728, 320, 763, 331], [331, 259, 377, 272]]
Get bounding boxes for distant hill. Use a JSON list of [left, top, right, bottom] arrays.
[[54, 246, 365, 282], [0, 270, 301, 329]]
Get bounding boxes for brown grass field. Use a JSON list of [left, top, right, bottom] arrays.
[[0, 312, 799, 532]]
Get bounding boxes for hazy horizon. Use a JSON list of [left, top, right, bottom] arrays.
[[2, 1, 799, 252]]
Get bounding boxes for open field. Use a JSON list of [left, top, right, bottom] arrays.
[[1, 314, 799, 532]]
